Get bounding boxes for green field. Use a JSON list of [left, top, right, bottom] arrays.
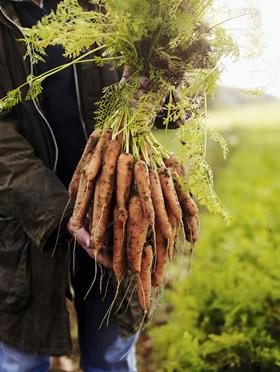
[[207, 101, 280, 129], [140, 104, 280, 371]]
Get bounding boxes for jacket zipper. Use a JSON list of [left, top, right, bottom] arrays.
[[73, 65, 89, 141], [0, 5, 59, 170]]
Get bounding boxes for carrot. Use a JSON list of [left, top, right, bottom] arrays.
[[113, 206, 126, 282], [158, 167, 182, 224], [116, 153, 134, 224], [90, 176, 101, 244], [91, 198, 111, 251], [69, 130, 101, 198], [169, 169, 198, 216], [85, 129, 112, 182], [166, 208, 178, 261], [137, 245, 153, 311], [164, 154, 185, 178], [71, 172, 94, 230], [127, 194, 149, 273], [149, 168, 172, 240], [69, 151, 91, 200], [91, 140, 121, 251], [151, 227, 167, 287], [86, 129, 102, 152], [183, 214, 200, 243], [134, 160, 155, 228]]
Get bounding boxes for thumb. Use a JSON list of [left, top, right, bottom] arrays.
[[76, 227, 91, 249]]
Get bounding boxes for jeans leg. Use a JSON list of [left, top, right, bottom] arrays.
[[73, 251, 138, 372], [0, 342, 50, 372]]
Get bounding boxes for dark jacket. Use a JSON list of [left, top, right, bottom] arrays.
[[0, 0, 143, 356]]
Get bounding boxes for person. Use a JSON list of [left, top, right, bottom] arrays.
[[0, 0, 143, 370]]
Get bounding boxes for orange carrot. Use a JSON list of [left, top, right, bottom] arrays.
[[90, 176, 101, 243], [86, 129, 102, 152], [170, 169, 198, 216], [151, 227, 167, 287], [134, 160, 155, 228], [68, 129, 100, 199], [127, 194, 149, 273], [137, 245, 153, 311], [113, 206, 126, 281], [158, 167, 182, 224], [183, 214, 200, 243], [85, 129, 112, 182], [166, 208, 178, 261], [116, 153, 134, 224], [69, 151, 91, 200], [91, 200, 111, 252], [69, 130, 101, 198], [149, 168, 172, 240], [91, 140, 121, 251], [71, 173, 94, 230], [164, 154, 186, 177]]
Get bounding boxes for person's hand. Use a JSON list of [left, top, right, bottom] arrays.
[[121, 66, 150, 101], [66, 218, 112, 268]]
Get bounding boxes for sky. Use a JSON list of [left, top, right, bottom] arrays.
[[216, 0, 280, 97]]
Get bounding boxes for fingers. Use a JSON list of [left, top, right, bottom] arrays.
[[96, 250, 113, 269], [67, 219, 112, 268], [134, 88, 146, 100], [121, 68, 150, 89], [76, 227, 91, 249], [130, 80, 150, 110], [121, 71, 151, 110], [121, 65, 131, 81], [139, 76, 150, 89], [85, 247, 113, 269]]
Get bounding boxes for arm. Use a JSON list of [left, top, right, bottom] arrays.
[[0, 110, 113, 267], [0, 111, 73, 251]]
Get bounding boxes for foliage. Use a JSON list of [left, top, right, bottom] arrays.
[[149, 129, 280, 371]]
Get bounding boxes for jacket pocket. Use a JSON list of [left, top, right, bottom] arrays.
[[0, 216, 31, 312]]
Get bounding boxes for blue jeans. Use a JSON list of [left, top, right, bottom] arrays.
[[0, 342, 50, 372], [74, 269, 138, 372], [0, 300, 137, 372], [0, 262, 138, 372]]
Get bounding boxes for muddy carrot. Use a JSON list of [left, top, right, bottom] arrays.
[[116, 153, 134, 224], [127, 194, 149, 273], [69, 129, 101, 198], [170, 169, 198, 216], [113, 206, 126, 281], [85, 129, 112, 182], [91, 140, 121, 251], [183, 214, 200, 243], [137, 245, 153, 311], [72, 173, 94, 230], [134, 160, 155, 228], [166, 208, 178, 261], [164, 154, 186, 178], [151, 227, 167, 287], [149, 168, 172, 240], [159, 167, 182, 224]]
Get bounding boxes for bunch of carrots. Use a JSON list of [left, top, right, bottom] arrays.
[[69, 116, 199, 313], [0, 0, 246, 315]]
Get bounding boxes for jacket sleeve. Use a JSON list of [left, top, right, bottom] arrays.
[[0, 112, 73, 251]]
